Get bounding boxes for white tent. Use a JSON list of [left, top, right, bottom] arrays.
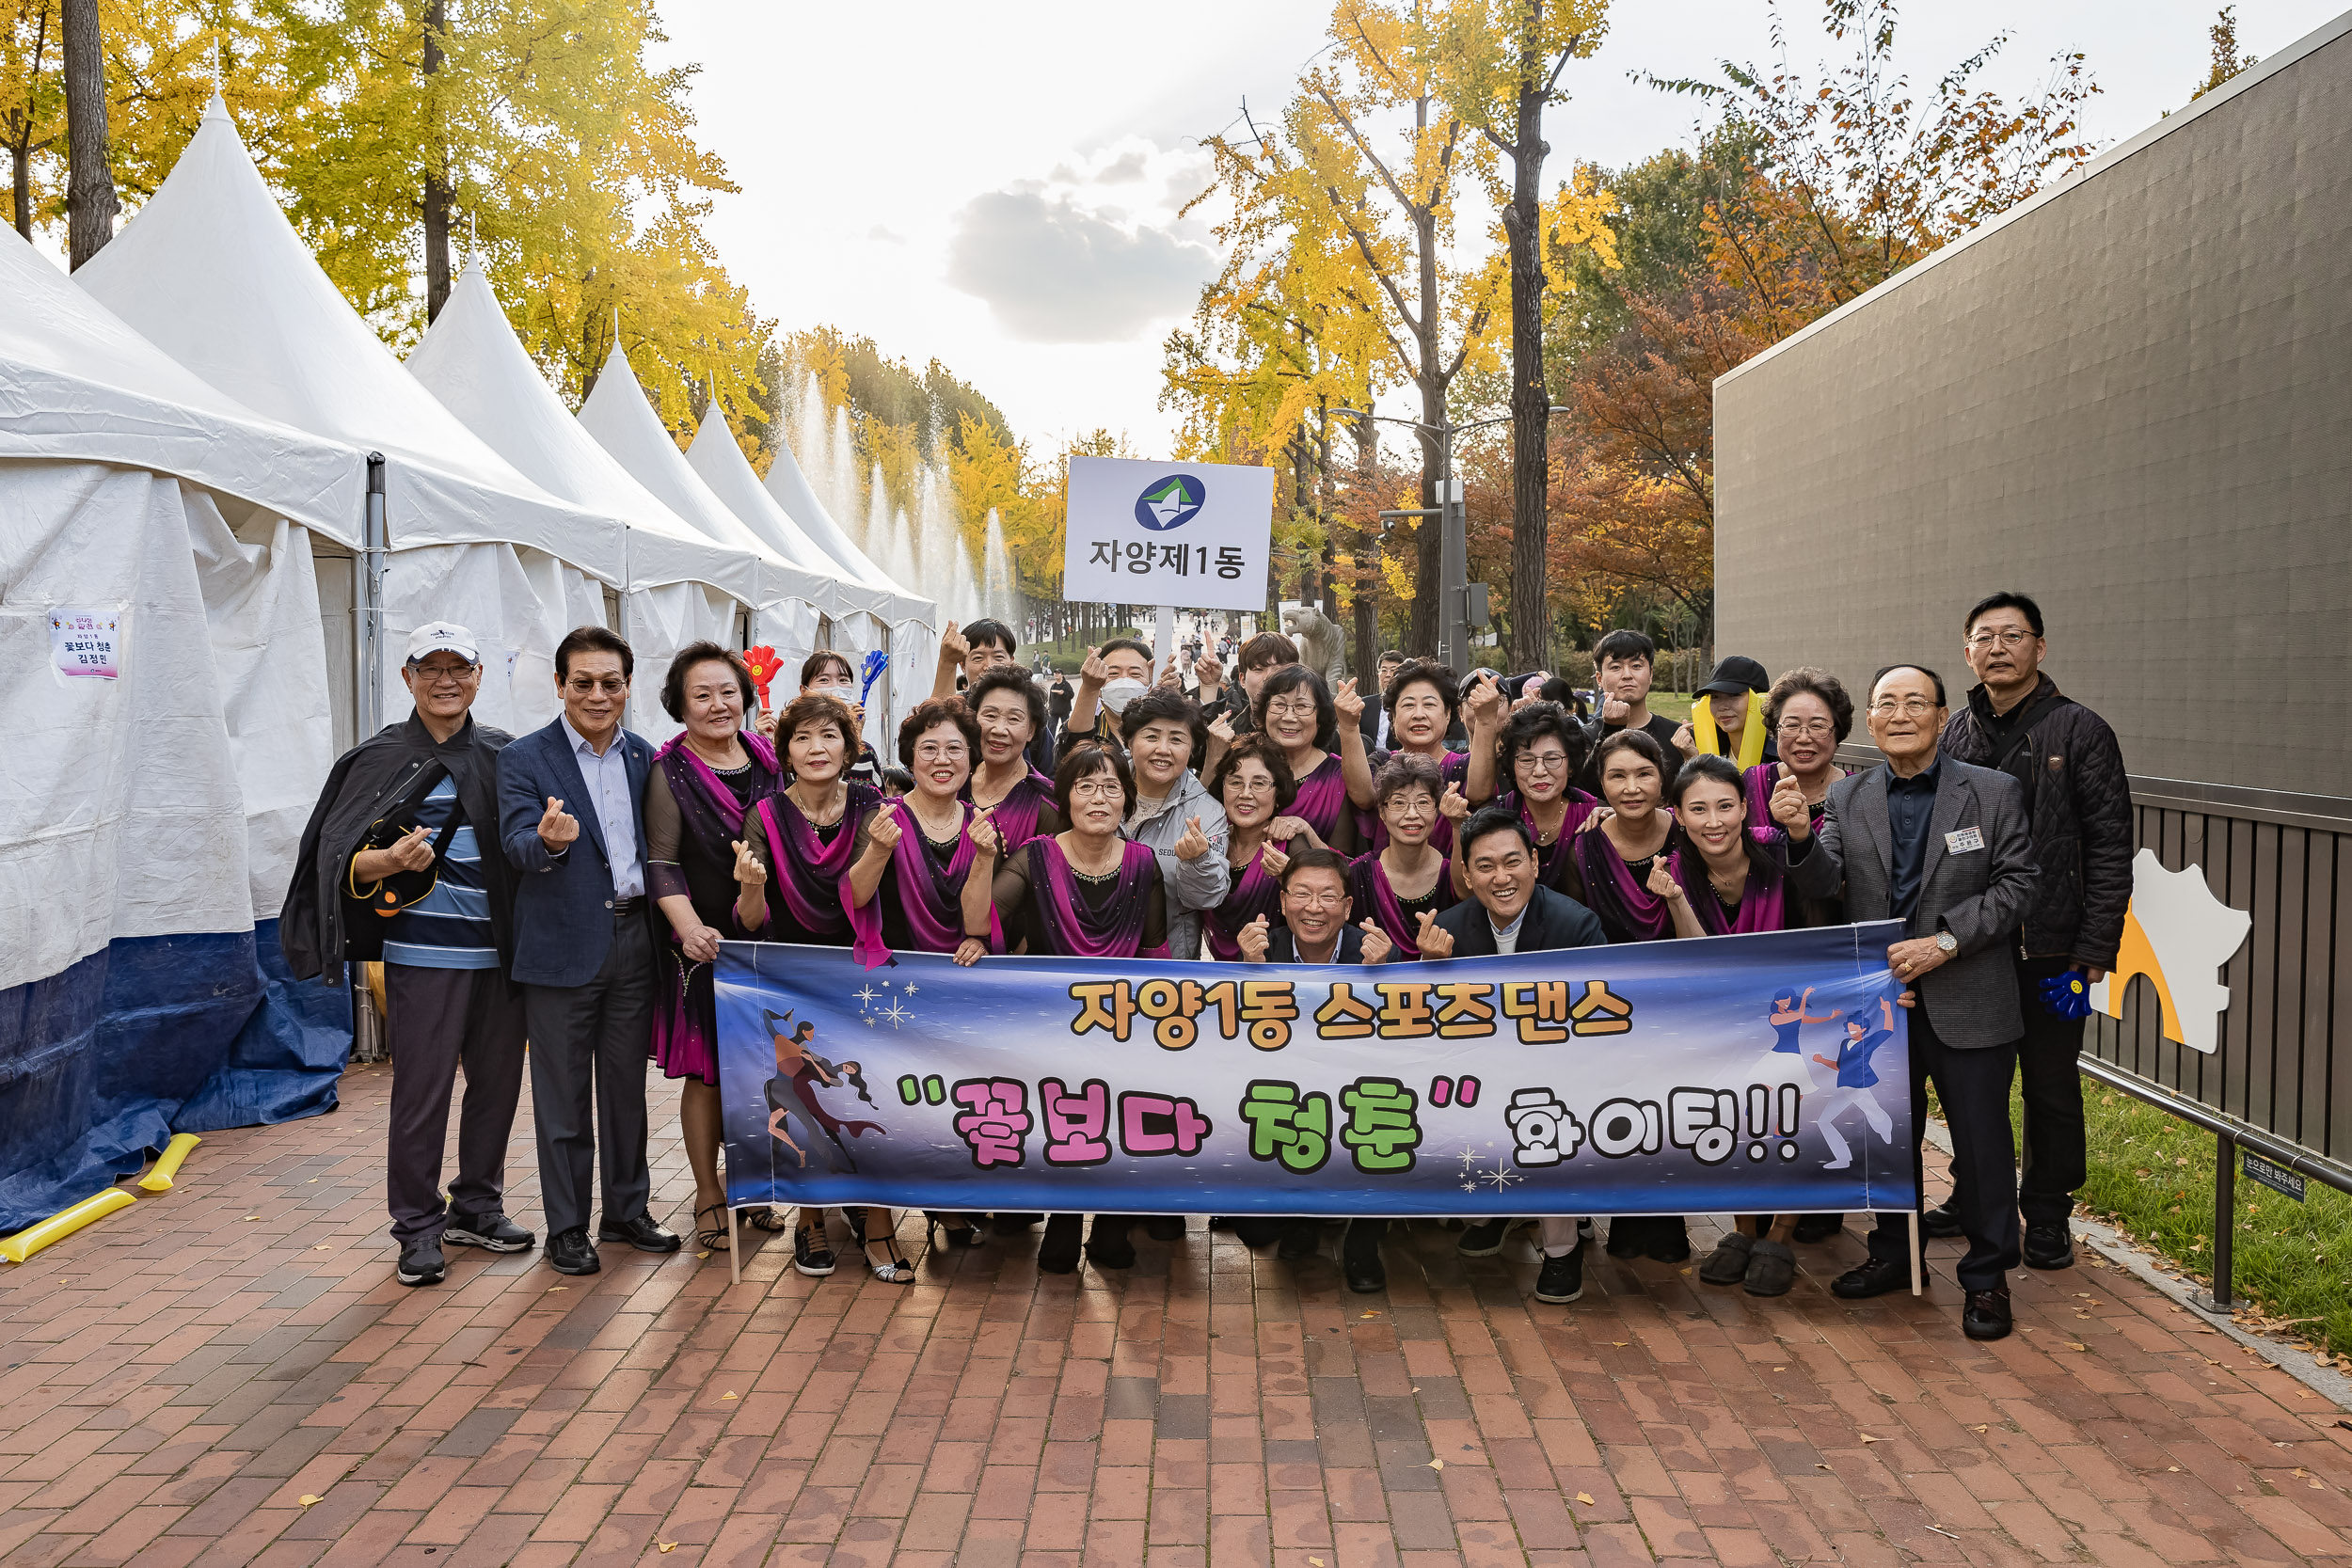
[[578, 348, 838, 724], [758, 435, 938, 732], [0, 222, 358, 1227], [406, 265, 774, 740], [74, 95, 623, 739]]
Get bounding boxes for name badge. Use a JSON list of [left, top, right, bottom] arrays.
[[1946, 827, 1985, 854]]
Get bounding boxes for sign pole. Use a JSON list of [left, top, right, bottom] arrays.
[[1155, 604, 1177, 683]]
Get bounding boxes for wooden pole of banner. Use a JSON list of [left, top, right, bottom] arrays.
[[1155, 605, 1176, 682], [728, 1209, 741, 1286], [1908, 1210, 1922, 1296]]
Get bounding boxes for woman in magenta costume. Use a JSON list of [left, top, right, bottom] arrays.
[[1349, 753, 1458, 959], [1201, 734, 1320, 961], [732, 689, 912, 1284], [1248, 665, 1364, 855], [1646, 752, 1823, 1298], [963, 665, 1060, 852], [1748, 667, 1854, 927], [1461, 700, 1602, 900], [645, 643, 791, 1258], [971, 743, 1168, 1275], [1342, 658, 1470, 853], [850, 697, 1002, 1252]]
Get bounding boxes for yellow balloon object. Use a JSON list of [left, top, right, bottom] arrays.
[[1692, 689, 1769, 770], [138, 1132, 202, 1193], [0, 1186, 135, 1264]]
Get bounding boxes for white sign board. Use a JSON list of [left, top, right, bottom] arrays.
[[1062, 454, 1274, 612]]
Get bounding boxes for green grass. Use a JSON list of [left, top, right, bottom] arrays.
[[1929, 1078, 2352, 1357], [1647, 691, 1693, 721]]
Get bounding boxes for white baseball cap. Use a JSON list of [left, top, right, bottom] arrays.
[[405, 621, 480, 665]]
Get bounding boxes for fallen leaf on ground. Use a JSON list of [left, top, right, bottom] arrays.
[[658, 1544, 676, 1555], [1859, 1434, 1883, 1444], [1426, 1458, 1444, 1470], [1575, 1492, 1596, 1506], [1969, 1425, 1988, 1433], [1609, 1341, 1629, 1347], [2065, 1341, 2088, 1352], [546, 1286, 566, 1292], [297, 1496, 321, 1507], [722, 1391, 738, 1400]]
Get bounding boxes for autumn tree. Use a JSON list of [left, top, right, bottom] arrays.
[[2191, 7, 2257, 101], [59, 0, 114, 263], [3, 0, 60, 237]]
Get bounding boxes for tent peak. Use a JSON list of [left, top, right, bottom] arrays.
[[201, 92, 231, 125]]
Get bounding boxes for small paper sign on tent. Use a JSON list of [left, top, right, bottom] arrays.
[[49, 609, 122, 680]]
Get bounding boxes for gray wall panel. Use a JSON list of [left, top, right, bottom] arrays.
[[1715, 26, 2352, 800]]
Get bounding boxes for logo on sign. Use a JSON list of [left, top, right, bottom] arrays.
[[1133, 474, 1205, 531]]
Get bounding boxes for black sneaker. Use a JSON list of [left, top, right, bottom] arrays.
[[597, 1213, 682, 1253], [1534, 1248, 1583, 1304], [792, 1221, 836, 1277], [548, 1227, 600, 1275], [1963, 1288, 2013, 1340], [2023, 1222, 2074, 1270], [445, 1212, 533, 1253], [1457, 1216, 1523, 1257], [396, 1239, 445, 1287]]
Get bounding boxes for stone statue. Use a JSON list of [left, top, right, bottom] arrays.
[[1280, 603, 1349, 689]]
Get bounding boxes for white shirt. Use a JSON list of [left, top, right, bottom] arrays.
[[563, 714, 644, 900], [1490, 905, 1528, 955]]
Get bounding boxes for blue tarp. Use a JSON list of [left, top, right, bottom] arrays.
[[0, 918, 350, 1231]]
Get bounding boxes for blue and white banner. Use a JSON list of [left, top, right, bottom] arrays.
[[715, 923, 1917, 1217]]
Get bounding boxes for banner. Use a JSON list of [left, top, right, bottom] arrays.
[[1060, 453, 1275, 613], [715, 923, 1917, 1217]]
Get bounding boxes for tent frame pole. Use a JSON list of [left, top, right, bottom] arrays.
[[357, 452, 387, 737]]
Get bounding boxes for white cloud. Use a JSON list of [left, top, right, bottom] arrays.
[[944, 189, 1215, 343]]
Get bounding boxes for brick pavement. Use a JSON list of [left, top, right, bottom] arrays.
[[5, 1062, 2351, 1567]]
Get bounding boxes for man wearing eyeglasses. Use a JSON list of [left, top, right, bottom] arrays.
[[281, 622, 530, 1289], [498, 625, 679, 1276], [1777, 664, 2037, 1339], [1933, 593, 2132, 1272]]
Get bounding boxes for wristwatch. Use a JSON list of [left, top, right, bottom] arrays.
[[1935, 930, 1959, 957]]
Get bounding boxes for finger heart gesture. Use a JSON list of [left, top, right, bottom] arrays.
[[1173, 814, 1210, 861], [731, 837, 766, 886], [1414, 909, 1454, 958]]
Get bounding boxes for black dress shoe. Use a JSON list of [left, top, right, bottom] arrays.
[[1038, 1214, 1083, 1274], [1457, 1216, 1521, 1257], [1343, 1227, 1386, 1293], [396, 1238, 445, 1287], [1829, 1253, 1915, 1299], [548, 1227, 600, 1275], [445, 1212, 533, 1252], [1921, 1203, 1963, 1239], [597, 1213, 681, 1253], [2023, 1222, 2074, 1270], [1533, 1248, 1583, 1304], [1085, 1218, 1136, 1270], [1963, 1287, 2013, 1340]]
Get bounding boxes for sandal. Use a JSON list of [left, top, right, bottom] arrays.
[[793, 1219, 836, 1277], [863, 1235, 914, 1284], [745, 1206, 791, 1233], [695, 1204, 733, 1252]]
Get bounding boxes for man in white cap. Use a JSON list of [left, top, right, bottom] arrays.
[[282, 621, 532, 1287]]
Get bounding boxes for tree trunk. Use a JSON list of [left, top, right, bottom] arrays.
[[60, 0, 116, 269], [1291, 430, 1316, 604], [1317, 404, 1341, 625], [421, 0, 453, 321], [1352, 411, 1380, 691], [1503, 33, 1552, 675]]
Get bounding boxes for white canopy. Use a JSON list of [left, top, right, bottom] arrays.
[[407, 264, 758, 606], [0, 225, 361, 540], [73, 95, 625, 584], [578, 347, 834, 616], [684, 410, 887, 620], [760, 435, 932, 626]]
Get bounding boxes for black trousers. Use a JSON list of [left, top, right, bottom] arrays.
[[1944, 956, 2088, 1228], [524, 912, 656, 1238], [1867, 1000, 2021, 1293], [385, 962, 528, 1244]]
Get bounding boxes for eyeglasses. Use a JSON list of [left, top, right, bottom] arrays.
[[1869, 698, 1940, 718], [1775, 719, 1834, 738], [565, 675, 627, 696], [1069, 780, 1124, 800], [1265, 700, 1318, 721], [1286, 889, 1345, 910], [410, 662, 477, 685], [1966, 628, 2034, 649], [913, 741, 968, 762], [1518, 751, 1570, 773]]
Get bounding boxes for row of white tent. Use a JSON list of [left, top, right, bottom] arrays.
[[0, 95, 937, 1223]]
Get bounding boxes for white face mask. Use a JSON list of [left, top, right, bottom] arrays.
[[1100, 677, 1148, 715]]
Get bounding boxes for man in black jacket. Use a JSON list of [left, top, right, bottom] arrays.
[[1422, 807, 1608, 1304], [281, 623, 531, 1288], [1934, 592, 2134, 1269]]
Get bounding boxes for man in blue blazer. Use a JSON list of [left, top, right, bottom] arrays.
[[499, 626, 679, 1274]]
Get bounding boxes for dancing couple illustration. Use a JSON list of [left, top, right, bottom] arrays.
[[762, 1008, 887, 1172], [1765, 985, 1900, 1169]]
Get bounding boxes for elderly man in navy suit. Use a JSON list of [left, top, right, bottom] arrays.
[[499, 625, 679, 1275]]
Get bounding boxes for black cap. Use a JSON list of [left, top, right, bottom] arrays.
[[1694, 656, 1770, 697]]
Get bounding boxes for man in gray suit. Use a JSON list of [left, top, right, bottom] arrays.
[[1775, 664, 2037, 1340]]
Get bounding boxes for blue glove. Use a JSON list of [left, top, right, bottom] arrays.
[[2040, 969, 2091, 1020]]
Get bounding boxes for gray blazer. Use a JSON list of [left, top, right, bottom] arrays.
[[1786, 755, 2037, 1049]]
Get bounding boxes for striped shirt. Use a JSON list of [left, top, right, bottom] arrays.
[[381, 778, 501, 970]]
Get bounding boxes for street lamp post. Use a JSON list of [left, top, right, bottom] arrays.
[[1340, 407, 1513, 673]]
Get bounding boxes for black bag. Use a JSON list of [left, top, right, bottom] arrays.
[[347, 764, 460, 918]]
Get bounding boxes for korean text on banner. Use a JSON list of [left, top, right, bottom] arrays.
[[714, 923, 1917, 1217], [1061, 454, 1275, 613]]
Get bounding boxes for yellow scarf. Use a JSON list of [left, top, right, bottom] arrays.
[[1692, 689, 1768, 769]]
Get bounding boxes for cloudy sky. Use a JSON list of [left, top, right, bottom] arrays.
[[655, 1, 2344, 456]]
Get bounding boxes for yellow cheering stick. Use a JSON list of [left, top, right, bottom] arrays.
[[0, 1187, 135, 1264], [139, 1132, 202, 1192]]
